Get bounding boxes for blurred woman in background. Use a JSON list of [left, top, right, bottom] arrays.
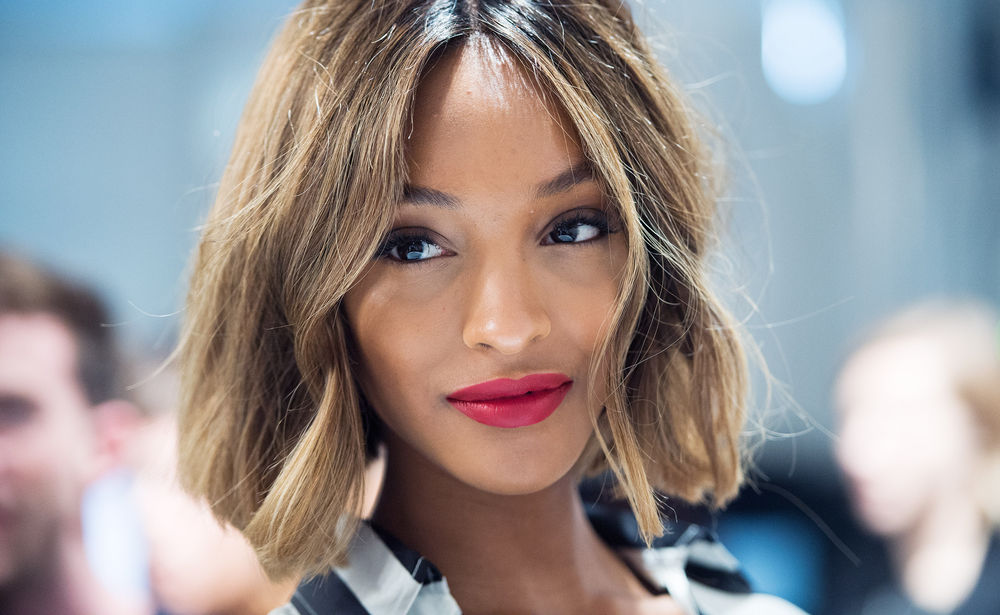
[[835, 300, 1000, 614]]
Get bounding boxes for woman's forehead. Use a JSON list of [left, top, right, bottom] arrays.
[[416, 34, 544, 113], [406, 35, 585, 195]]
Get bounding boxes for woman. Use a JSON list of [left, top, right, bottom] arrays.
[[177, 1, 805, 613], [833, 301, 1000, 614]]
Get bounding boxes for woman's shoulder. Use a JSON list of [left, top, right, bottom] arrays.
[[270, 522, 461, 615], [588, 501, 809, 615]]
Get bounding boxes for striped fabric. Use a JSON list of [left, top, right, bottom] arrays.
[[270, 504, 808, 615]]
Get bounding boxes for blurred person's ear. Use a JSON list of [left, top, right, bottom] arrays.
[[978, 451, 1000, 525], [86, 399, 143, 482]]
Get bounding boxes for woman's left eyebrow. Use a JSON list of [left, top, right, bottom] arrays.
[[400, 161, 596, 209], [535, 161, 596, 198]]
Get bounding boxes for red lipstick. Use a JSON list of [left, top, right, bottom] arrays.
[[447, 373, 573, 428]]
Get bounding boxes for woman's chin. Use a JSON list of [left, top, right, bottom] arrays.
[[444, 457, 578, 498]]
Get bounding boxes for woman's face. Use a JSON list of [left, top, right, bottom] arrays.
[[342, 39, 628, 496]]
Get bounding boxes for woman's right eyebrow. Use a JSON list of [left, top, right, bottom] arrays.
[[401, 184, 461, 209]]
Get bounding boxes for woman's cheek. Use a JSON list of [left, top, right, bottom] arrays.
[[546, 250, 624, 344], [346, 270, 453, 387]]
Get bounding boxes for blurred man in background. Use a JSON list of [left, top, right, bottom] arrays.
[[0, 251, 146, 615], [127, 362, 298, 615], [0, 250, 298, 615], [832, 300, 1000, 615]]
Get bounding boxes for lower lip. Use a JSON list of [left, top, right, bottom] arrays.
[[447, 382, 573, 428]]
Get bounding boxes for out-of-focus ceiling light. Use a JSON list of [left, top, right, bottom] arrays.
[[761, 0, 847, 105]]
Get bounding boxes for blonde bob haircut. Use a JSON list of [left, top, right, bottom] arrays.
[[178, 0, 749, 579]]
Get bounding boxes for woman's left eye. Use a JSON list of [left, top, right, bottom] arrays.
[[543, 213, 612, 245]]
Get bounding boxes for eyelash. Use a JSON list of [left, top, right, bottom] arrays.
[[376, 210, 616, 265]]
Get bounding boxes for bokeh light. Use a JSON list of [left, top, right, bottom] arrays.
[[761, 0, 847, 105]]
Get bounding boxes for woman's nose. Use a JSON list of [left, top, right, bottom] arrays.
[[461, 258, 551, 354]]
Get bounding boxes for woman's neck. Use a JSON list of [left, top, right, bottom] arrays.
[[371, 440, 649, 615], [891, 492, 990, 613]]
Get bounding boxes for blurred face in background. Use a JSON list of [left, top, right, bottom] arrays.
[[0, 313, 100, 586], [834, 334, 982, 536]]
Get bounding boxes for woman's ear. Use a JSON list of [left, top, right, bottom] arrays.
[[87, 399, 144, 482]]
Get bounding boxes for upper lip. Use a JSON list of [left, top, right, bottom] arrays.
[[447, 373, 572, 401]]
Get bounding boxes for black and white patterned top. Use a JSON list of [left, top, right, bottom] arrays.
[[269, 505, 808, 615]]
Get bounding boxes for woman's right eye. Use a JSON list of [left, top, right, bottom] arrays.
[[378, 232, 450, 263]]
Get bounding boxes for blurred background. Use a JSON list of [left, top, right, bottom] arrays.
[[1, 0, 998, 612]]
